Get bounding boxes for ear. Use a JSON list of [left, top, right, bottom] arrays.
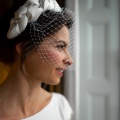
[[15, 43, 22, 55]]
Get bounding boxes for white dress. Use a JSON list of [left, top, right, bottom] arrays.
[[22, 93, 73, 120]]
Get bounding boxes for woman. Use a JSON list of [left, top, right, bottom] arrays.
[[0, 0, 74, 119]]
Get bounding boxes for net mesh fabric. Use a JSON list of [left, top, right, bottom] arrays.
[[29, 8, 75, 71]]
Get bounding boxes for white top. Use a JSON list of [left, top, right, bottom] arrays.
[[22, 93, 73, 120]]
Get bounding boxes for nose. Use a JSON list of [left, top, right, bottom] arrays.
[[63, 51, 74, 66]]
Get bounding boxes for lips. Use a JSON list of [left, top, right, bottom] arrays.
[[56, 68, 64, 76]]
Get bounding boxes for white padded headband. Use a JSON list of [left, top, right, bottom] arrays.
[[7, 0, 61, 39]]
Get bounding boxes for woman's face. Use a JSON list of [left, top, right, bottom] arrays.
[[23, 26, 73, 85]]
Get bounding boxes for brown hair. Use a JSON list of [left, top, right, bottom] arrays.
[[0, 4, 74, 65]]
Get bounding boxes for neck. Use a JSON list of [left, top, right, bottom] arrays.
[[1, 66, 42, 96], [0, 65, 45, 117]]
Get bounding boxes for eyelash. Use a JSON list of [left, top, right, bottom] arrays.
[[56, 45, 66, 49]]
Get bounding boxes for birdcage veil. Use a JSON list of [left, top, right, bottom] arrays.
[[7, 0, 75, 71]]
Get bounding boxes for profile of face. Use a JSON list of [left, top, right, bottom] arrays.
[[23, 26, 73, 85]]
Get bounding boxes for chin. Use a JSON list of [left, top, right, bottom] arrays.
[[48, 78, 61, 85]]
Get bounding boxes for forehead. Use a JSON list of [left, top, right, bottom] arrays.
[[45, 25, 69, 43]]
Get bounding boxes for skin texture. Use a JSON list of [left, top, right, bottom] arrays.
[[23, 25, 73, 85], [0, 26, 73, 120]]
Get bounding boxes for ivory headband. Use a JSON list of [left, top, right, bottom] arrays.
[[7, 0, 61, 39]]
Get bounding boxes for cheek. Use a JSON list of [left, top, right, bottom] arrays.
[[41, 49, 63, 66], [23, 55, 42, 76]]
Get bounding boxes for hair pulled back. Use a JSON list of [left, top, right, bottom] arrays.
[[0, 3, 74, 65]]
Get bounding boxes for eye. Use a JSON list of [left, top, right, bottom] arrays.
[[56, 44, 66, 49]]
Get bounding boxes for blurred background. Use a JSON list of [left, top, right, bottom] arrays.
[[0, 0, 120, 120]]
